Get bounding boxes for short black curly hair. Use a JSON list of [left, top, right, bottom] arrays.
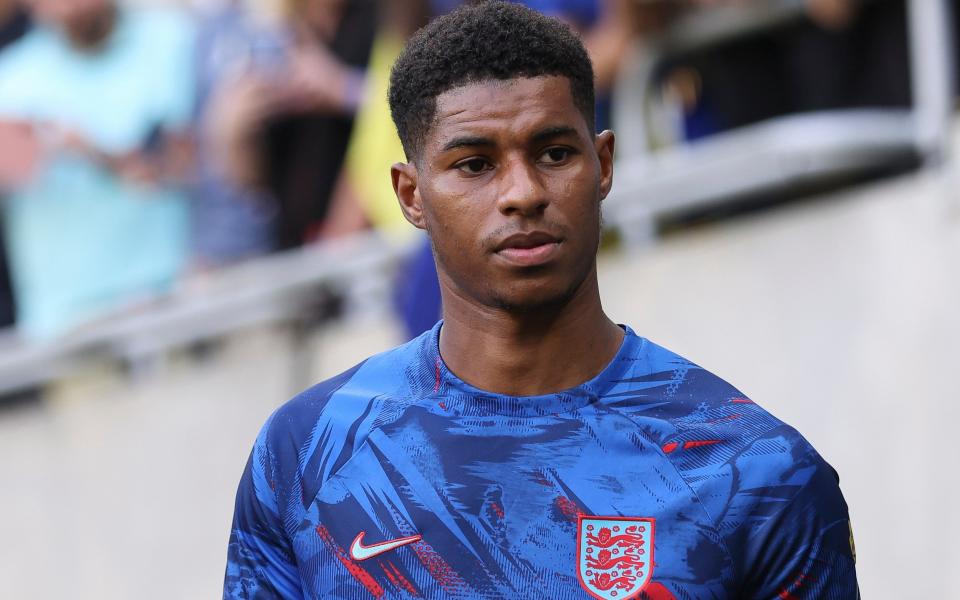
[[388, 1, 595, 161]]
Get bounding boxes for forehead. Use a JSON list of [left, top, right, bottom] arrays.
[[427, 76, 588, 149]]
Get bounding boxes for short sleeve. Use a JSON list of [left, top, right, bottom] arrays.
[[724, 427, 859, 599], [0, 33, 49, 119], [224, 420, 303, 599]]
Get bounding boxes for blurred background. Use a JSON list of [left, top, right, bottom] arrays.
[[0, 0, 957, 597]]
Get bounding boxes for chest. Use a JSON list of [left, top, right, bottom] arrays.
[[6, 25, 185, 152], [287, 420, 737, 599]]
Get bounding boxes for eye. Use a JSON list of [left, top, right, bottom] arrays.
[[540, 147, 573, 164], [455, 158, 491, 174]]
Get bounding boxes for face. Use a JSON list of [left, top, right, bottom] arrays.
[[393, 76, 614, 312], [30, 0, 115, 50]]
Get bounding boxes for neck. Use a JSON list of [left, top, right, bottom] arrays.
[[439, 267, 624, 396]]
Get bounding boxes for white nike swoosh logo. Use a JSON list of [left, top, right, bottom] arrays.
[[349, 531, 422, 561]]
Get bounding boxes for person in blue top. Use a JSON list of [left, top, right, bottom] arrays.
[[224, 3, 859, 598], [0, 0, 194, 338]]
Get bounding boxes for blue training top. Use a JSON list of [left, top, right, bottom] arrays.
[[224, 322, 858, 599]]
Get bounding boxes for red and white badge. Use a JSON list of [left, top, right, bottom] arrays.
[[576, 515, 655, 600]]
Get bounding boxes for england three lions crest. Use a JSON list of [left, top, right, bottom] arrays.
[[576, 515, 655, 600]]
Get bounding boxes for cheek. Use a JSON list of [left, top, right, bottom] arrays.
[[427, 209, 485, 257], [422, 182, 492, 248], [547, 173, 601, 224]]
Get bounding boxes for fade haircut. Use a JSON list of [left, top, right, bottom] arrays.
[[388, 1, 596, 161]]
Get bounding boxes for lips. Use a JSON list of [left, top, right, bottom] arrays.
[[494, 231, 562, 267]]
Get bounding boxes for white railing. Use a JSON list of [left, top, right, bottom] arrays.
[[0, 231, 414, 394]]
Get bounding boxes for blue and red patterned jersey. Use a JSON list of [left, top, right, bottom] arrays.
[[224, 323, 858, 599]]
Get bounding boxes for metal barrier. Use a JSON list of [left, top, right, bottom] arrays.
[[607, 0, 954, 237], [0, 232, 412, 395]]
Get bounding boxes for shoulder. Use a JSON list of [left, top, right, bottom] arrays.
[[0, 29, 64, 116], [614, 335, 786, 454], [618, 334, 844, 519], [116, 6, 195, 71], [0, 27, 55, 79], [260, 335, 425, 465], [626, 337, 853, 573], [125, 6, 195, 38], [253, 330, 437, 512], [123, 6, 197, 66]]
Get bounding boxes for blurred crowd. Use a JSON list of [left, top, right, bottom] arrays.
[[0, 0, 912, 340]]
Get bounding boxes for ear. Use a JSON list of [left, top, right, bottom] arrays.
[[392, 161, 426, 230], [595, 130, 615, 201]]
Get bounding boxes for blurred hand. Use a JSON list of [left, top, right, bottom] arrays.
[[205, 74, 285, 186], [158, 130, 196, 185], [108, 151, 163, 187], [0, 118, 192, 191], [202, 36, 364, 187], [207, 74, 283, 145], [806, 0, 856, 30], [0, 120, 42, 190], [283, 37, 364, 114], [310, 170, 369, 242]]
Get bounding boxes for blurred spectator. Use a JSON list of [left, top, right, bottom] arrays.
[[0, 0, 30, 330], [0, 0, 195, 338], [652, 0, 909, 142], [790, 0, 909, 110], [340, 0, 425, 239], [189, 4, 283, 267], [340, 0, 433, 337], [198, 0, 376, 264]]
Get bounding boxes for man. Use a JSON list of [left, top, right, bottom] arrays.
[[197, 0, 378, 266], [224, 3, 858, 598], [0, 0, 193, 337], [0, 0, 30, 329]]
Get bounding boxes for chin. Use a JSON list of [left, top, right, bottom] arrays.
[[489, 277, 584, 314]]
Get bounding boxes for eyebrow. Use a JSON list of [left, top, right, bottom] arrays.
[[530, 125, 579, 143], [439, 126, 580, 153], [441, 136, 495, 152]]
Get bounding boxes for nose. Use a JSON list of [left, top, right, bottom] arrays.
[[496, 156, 548, 217]]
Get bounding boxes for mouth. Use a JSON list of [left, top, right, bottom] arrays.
[[494, 231, 562, 267]]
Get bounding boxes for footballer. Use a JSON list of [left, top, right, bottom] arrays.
[[224, 3, 859, 598]]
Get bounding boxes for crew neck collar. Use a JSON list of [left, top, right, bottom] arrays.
[[424, 320, 643, 417]]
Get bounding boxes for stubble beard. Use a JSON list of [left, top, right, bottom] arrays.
[[486, 259, 593, 314], [429, 220, 602, 317], [486, 210, 603, 314]]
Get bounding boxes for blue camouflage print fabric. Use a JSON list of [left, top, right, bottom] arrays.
[[224, 322, 859, 599]]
